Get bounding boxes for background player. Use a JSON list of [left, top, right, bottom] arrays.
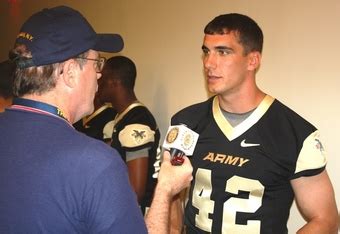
[[98, 55, 160, 214]]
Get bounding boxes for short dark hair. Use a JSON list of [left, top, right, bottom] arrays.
[[204, 13, 263, 54], [0, 60, 16, 99], [104, 56, 136, 90]]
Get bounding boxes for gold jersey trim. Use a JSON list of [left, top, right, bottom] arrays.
[[82, 103, 112, 126], [113, 102, 145, 127], [213, 95, 275, 141]]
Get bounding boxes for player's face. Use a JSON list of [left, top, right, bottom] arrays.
[[202, 32, 252, 97], [97, 67, 115, 104]]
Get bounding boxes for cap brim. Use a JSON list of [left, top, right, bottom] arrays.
[[94, 34, 124, 53]]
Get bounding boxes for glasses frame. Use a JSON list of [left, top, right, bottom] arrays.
[[75, 56, 106, 73]]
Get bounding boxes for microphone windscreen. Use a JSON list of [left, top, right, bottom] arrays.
[[162, 124, 199, 156]]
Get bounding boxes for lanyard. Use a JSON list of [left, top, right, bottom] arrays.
[[11, 98, 69, 123]]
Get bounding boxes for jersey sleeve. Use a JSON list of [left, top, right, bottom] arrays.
[[125, 148, 150, 161], [118, 123, 155, 150], [293, 130, 327, 177], [102, 120, 114, 140]]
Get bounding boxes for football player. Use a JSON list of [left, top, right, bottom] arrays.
[[170, 13, 338, 234]]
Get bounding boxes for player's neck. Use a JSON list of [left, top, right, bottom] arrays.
[[218, 89, 266, 114], [115, 93, 138, 114]]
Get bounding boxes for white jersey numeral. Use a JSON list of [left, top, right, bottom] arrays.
[[192, 168, 215, 232], [192, 169, 264, 234]]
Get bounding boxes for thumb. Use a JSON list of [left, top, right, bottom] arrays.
[[162, 150, 171, 162]]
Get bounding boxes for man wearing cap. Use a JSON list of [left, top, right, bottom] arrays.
[[0, 6, 192, 233]]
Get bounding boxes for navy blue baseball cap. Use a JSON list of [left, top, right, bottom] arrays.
[[15, 6, 124, 68]]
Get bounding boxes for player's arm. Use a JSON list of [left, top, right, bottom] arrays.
[[126, 151, 148, 203], [145, 151, 193, 234], [291, 170, 338, 234], [119, 123, 156, 203]]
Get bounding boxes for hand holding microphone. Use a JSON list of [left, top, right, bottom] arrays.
[[162, 124, 199, 165]]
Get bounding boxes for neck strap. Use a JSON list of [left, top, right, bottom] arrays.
[[11, 98, 69, 123]]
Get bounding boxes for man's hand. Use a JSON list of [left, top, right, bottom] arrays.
[[145, 151, 193, 234], [157, 151, 193, 197]]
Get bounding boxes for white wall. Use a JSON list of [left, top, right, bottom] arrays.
[[1, 0, 339, 232]]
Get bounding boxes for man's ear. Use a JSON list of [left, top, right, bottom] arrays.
[[62, 59, 79, 88], [247, 51, 261, 71]]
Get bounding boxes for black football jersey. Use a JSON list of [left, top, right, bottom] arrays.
[[111, 103, 160, 210], [73, 104, 116, 142], [171, 95, 326, 234]]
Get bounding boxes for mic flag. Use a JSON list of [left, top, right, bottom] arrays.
[[162, 124, 199, 165]]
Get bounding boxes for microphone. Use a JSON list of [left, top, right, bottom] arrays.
[[162, 124, 199, 165]]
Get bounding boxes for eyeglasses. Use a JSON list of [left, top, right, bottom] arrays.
[[76, 56, 106, 73]]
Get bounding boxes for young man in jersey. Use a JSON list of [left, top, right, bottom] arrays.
[[170, 13, 338, 233], [97, 55, 160, 214], [0, 6, 193, 233]]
